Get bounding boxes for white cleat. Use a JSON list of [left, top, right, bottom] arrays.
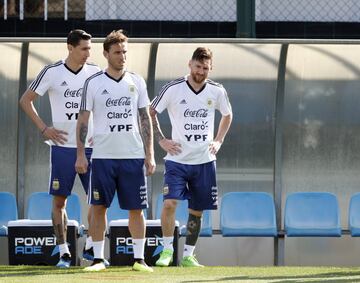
[[83, 261, 106, 272]]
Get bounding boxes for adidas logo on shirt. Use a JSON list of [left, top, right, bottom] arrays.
[[101, 89, 109, 95], [180, 99, 187, 104], [60, 81, 68, 86]]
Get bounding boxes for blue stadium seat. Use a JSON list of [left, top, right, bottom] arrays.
[[285, 192, 341, 237], [27, 192, 82, 222], [155, 194, 212, 237], [107, 192, 147, 222], [349, 193, 360, 236], [27, 192, 84, 235], [220, 192, 277, 237], [0, 192, 18, 236]]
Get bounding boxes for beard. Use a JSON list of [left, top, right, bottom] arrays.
[[109, 61, 125, 72], [191, 73, 206, 84]]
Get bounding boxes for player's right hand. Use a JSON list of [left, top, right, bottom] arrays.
[[75, 155, 88, 174], [159, 138, 182, 155], [42, 126, 68, 145]]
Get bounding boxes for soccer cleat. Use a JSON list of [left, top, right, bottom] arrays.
[[82, 247, 110, 267], [180, 255, 204, 267], [82, 247, 94, 261], [56, 253, 71, 268], [132, 260, 154, 272], [155, 249, 174, 267], [83, 259, 106, 272]]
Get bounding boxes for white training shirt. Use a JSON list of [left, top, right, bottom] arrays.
[[80, 71, 150, 159], [29, 60, 100, 147], [151, 75, 232, 165]]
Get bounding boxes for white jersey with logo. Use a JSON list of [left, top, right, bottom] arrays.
[[151, 75, 232, 165], [80, 71, 150, 159], [29, 60, 100, 147]]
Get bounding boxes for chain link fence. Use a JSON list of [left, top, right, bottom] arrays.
[[255, 0, 360, 22], [1, 0, 360, 22]]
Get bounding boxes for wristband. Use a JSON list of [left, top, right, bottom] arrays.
[[41, 126, 48, 134]]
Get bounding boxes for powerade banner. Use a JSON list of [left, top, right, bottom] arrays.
[[109, 220, 178, 266], [8, 221, 77, 266]]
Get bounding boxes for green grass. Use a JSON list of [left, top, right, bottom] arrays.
[[1, 266, 360, 283]]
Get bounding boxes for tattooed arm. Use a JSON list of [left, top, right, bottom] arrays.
[[139, 106, 156, 176], [149, 106, 182, 156], [75, 110, 90, 174]]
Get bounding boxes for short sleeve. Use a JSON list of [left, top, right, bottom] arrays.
[[28, 66, 53, 96]]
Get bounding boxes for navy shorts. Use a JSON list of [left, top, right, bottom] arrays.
[[89, 159, 148, 210], [163, 160, 218, 210], [49, 146, 92, 196]]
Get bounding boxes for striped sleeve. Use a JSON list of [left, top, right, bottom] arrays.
[[29, 61, 62, 95], [80, 71, 102, 111], [151, 77, 185, 113]]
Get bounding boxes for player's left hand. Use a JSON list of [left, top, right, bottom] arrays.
[[209, 140, 222, 155], [145, 156, 156, 176]]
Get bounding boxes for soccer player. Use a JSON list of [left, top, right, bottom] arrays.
[[151, 47, 232, 267], [19, 29, 101, 268], [75, 30, 156, 272]]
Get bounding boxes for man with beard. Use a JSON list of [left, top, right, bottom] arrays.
[[75, 30, 155, 272], [150, 47, 233, 267]]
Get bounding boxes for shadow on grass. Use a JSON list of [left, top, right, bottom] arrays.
[[182, 271, 360, 283]]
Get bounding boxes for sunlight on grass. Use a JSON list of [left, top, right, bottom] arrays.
[[1, 266, 360, 283]]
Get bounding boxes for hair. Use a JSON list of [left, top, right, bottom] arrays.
[[67, 29, 91, 47], [191, 47, 213, 62], [103, 30, 128, 52]]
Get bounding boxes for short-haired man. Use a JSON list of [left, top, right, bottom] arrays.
[[151, 47, 232, 267], [76, 30, 156, 272], [20, 29, 100, 268]]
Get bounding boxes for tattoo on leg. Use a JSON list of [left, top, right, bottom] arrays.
[[185, 213, 202, 246], [52, 210, 67, 245]]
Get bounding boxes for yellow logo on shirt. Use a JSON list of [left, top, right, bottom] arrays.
[[129, 85, 135, 93], [52, 179, 60, 190], [207, 99, 213, 107]]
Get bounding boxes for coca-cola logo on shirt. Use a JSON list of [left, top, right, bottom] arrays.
[[64, 88, 83, 98], [184, 108, 208, 118], [106, 97, 131, 107]]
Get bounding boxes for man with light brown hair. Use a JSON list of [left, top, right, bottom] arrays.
[[76, 30, 155, 272]]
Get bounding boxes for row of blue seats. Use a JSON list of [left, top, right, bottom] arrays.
[[1, 191, 360, 238], [0, 191, 212, 237]]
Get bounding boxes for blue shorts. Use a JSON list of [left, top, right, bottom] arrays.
[[89, 159, 148, 210], [49, 146, 92, 196], [163, 160, 218, 210]]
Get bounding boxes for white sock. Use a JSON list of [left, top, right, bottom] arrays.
[[183, 244, 195, 257], [92, 240, 105, 260], [85, 236, 93, 250], [59, 243, 70, 257], [132, 238, 146, 260], [162, 236, 174, 252]]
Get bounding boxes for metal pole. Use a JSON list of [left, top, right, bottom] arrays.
[[64, 0, 68, 20], [19, 0, 24, 20], [236, 0, 256, 38], [4, 0, 7, 20], [273, 44, 288, 266], [44, 0, 48, 21]]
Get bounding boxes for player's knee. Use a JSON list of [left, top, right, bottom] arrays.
[[53, 196, 66, 210], [163, 199, 177, 212]]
